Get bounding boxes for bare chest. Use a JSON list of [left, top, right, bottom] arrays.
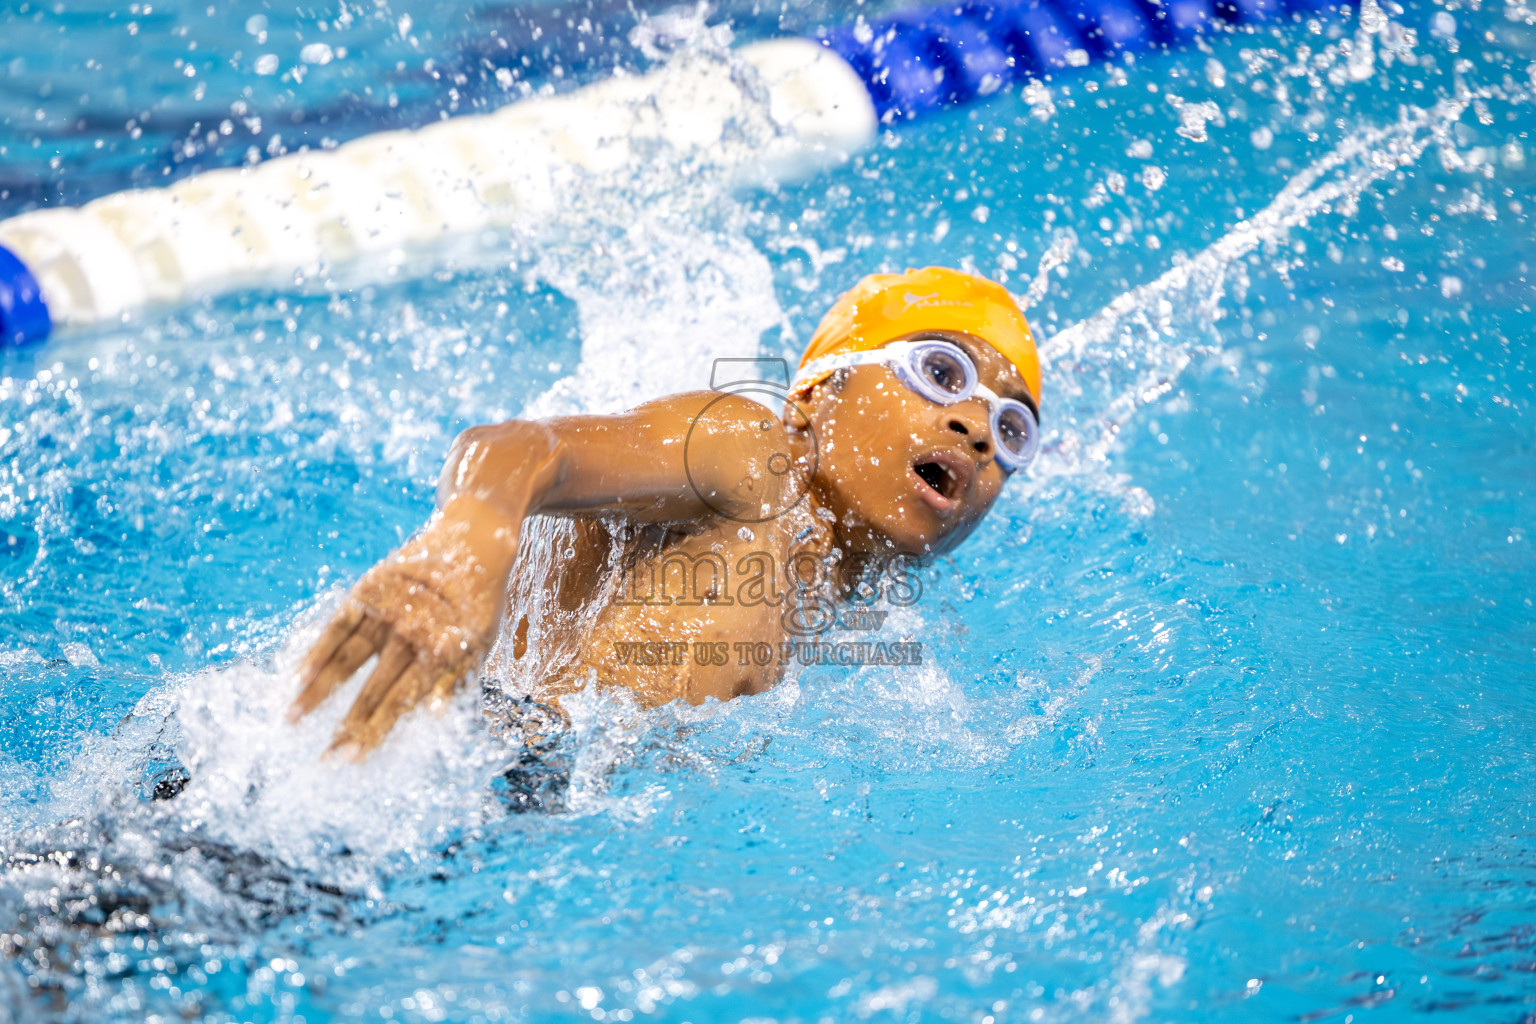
[[592, 524, 808, 704]]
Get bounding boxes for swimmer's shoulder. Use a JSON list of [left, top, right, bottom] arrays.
[[623, 389, 794, 452], [634, 388, 784, 423], [692, 387, 794, 450], [626, 390, 798, 523]]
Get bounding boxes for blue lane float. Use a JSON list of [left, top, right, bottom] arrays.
[[818, 0, 1352, 121], [0, 242, 50, 348], [0, 0, 1356, 347]]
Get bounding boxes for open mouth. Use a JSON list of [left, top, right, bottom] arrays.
[[911, 451, 974, 511], [913, 460, 959, 500], [909, 448, 975, 514]]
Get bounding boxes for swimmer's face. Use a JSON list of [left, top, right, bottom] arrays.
[[794, 330, 1035, 557]]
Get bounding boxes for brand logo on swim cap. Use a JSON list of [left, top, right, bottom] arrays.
[[899, 289, 949, 311]]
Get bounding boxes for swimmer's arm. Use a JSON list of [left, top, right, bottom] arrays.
[[290, 391, 787, 756], [435, 390, 783, 525]]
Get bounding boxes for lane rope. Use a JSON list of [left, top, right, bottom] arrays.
[[0, 0, 1352, 347]]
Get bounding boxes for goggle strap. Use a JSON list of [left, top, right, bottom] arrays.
[[791, 348, 899, 392]]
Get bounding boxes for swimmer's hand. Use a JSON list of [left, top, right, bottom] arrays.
[[287, 497, 519, 758]]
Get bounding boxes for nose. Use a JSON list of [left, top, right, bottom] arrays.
[[944, 405, 991, 456]]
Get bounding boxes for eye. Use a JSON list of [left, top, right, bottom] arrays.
[[918, 349, 969, 395], [995, 405, 1035, 456]]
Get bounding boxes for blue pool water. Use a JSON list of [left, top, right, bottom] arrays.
[[2, 2, 1535, 1022]]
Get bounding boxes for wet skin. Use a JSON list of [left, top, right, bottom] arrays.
[[289, 330, 1035, 757]]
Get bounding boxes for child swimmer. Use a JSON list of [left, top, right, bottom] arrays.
[[289, 267, 1044, 756]]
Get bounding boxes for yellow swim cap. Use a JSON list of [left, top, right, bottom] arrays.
[[796, 267, 1042, 404]]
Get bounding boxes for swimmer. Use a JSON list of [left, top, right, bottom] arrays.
[[289, 267, 1043, 757]]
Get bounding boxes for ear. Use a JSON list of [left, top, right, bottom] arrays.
[[783, 394, 813, 430], [788, 373, 845, 427]]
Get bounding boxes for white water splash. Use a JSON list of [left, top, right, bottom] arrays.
[[1022, 230, 1078, 310], [628, 2, 734, 62], [1348, 0, 1390, 83], [1165, 94, 1225, 143], [528, 226, 784, 417], [36, 632, 504, 874], [1021, 95, 1472, 501], [1105, 900, 1194, 1023]]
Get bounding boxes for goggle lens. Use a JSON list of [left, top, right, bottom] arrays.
[[993, 403, 1039, 469], [915, 346, 973, 398]]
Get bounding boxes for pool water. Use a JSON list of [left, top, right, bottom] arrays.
[[3, 1, 1535, 1022]]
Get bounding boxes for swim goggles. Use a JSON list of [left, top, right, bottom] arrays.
[[792, 337, 1041, 472]]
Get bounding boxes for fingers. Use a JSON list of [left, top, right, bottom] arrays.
[[352, 662, 439, 755], [288, 625, 383, 723], [326, 634, 414, 756], [328, 657, 470, 760], [298, 600, 365, 684], [429, 664, 462, 704], [288, 604, 387, 723]]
